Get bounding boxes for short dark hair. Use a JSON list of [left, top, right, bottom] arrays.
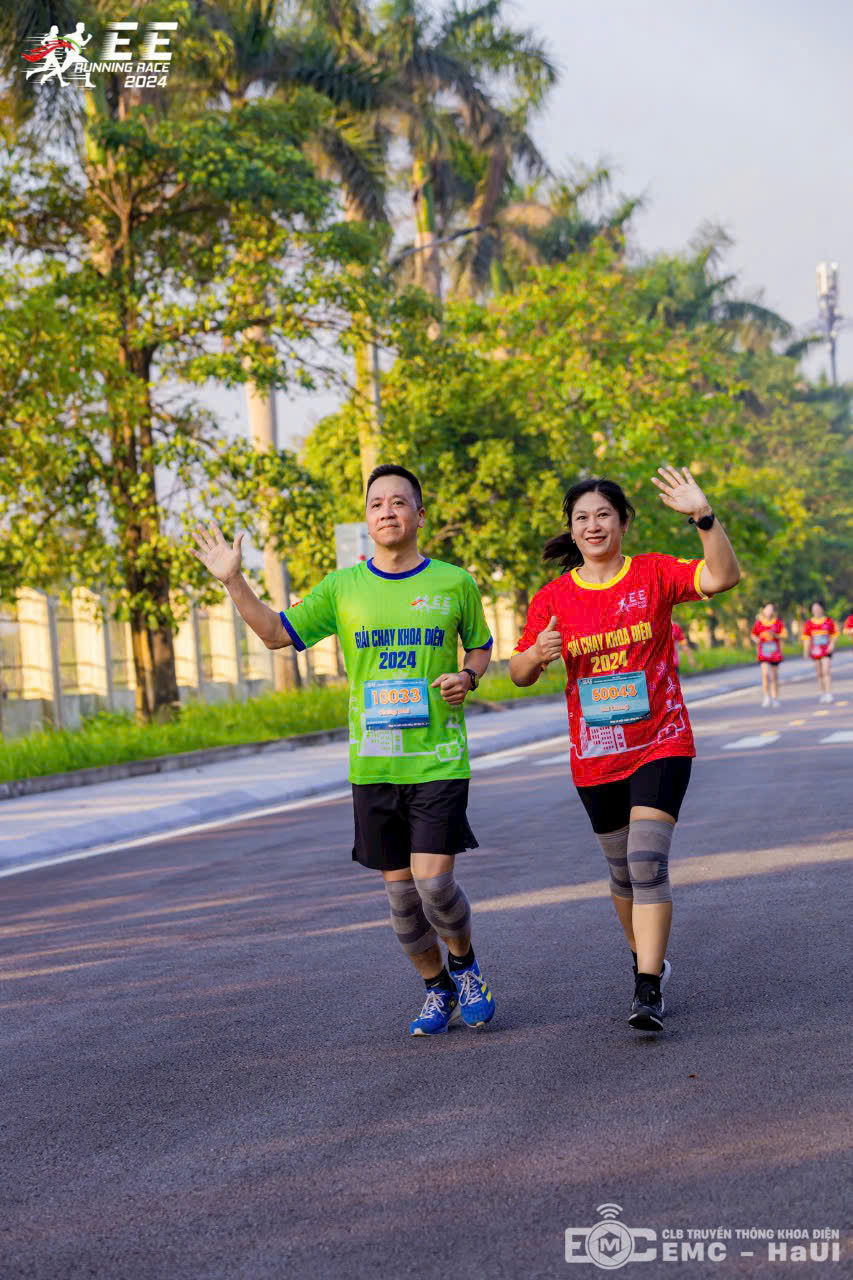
[[365, 464, 423, 508]]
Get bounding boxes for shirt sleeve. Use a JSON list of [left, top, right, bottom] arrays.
[[513, 584, 553, 654], [280, 574, 337, 651], [458, 576, 493, 651], [828, 619, 839, 638], [751, 621, 761, 638], [653, 554, 708, 607], [802, 621, 814, 638]]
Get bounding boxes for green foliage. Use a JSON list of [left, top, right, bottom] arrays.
[[0, 94, 384, 627]]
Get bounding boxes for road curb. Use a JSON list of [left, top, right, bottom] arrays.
[[0, 694, 565, 802]]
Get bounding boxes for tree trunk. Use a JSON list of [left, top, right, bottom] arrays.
[[412, 156, 442, 299], [244, 352, 302, 690], [115, 348, 180, 723], [706, 609, 721, 648], [353, 334, 382, 491]]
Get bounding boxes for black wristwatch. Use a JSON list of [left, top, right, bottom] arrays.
[[688, 510, 715, 531], [461, 667, 479, 692]]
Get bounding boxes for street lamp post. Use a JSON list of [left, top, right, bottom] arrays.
[[816, 261, 840, 385]]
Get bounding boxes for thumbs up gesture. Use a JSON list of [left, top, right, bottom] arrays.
[[533, 615, 563, 666]]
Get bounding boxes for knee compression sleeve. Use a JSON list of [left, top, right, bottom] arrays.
[[384, 879, 438, 956], [413, 871, 472, 945], [596, 825, 632, 899], [627, 819, 674, 905]]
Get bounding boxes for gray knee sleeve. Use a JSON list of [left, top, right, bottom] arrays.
[[384, 879, 438, 956], [413, 870, 472, 944], [596, 825, 633, 900], [627, 819, 674, 905]]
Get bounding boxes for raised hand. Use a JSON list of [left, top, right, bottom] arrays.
[[191, 522, 245, 584], [651, 465, 711, 518], [533, 615, 563, 666]]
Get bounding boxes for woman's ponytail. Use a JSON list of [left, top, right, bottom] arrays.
[[543, 531, 583, 571]]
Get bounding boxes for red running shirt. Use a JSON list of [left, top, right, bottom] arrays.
[[515, 553, 706, 787], [751, 616, 783, 662], [844, 614, 853, 634], [802, 617, 837, 657]]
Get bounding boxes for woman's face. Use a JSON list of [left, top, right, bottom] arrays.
[[761, 604, 775, 620], [570, 491, 624, 561], [811, 602, 825, 619]]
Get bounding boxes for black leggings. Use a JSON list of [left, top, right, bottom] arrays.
[[576, 757, 692, 834]]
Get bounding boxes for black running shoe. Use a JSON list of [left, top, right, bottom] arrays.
[[631, 957, 672, 988], [629, 977, 664, 1032]]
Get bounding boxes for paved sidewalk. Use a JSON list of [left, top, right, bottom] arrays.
[[0, 655, 841, 872]]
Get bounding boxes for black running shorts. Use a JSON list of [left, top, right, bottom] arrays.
[[351, 779, 478, 871], [576, 756, 693, 834]]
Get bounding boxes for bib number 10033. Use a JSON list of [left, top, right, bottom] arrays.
[[363, 678, 430, 730]]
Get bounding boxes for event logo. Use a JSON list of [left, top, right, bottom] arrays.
[[22, 20, 178, 90], [410, 594, 452, 615]]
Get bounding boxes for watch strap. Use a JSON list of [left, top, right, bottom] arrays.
[[461, 667, 478, 691]]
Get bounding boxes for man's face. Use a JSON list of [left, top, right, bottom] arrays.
[[365, 475, 424, 549]]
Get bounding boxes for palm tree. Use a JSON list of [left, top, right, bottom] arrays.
[[374, 0, 557, 299], [451, 162, 641, 299]]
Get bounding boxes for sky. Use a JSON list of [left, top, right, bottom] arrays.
[[222, 0, 853, 449]]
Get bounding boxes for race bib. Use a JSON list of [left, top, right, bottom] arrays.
[[811, 642, 829, 657], [578, 670, 651, 726], [363, 677, 430, 730], [758, 641, 779, 659]]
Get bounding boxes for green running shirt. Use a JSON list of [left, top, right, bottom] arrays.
[[281, 557, 493, 784]]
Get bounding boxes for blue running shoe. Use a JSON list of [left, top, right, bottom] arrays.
[[409, 988, 461, 1036], [450, 959, 495, 1028]]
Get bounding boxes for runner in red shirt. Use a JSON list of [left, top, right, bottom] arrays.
[[670, 620, 691, 670], [843, 612, 853, 641], [751, 603, 785, 707], [510, 466, 741, 1032], [802, 601, 837, 703]]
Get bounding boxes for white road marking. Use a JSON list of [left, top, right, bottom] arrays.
[[471, 755, 524, 770], [820, 730, 853, 743], [721, 732, 781, 750]]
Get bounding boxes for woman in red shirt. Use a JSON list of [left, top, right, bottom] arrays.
[[670, 620, 691, 670], [802, 601, 838, 703], [751, 603, 785, 707], [510, 466, 740, 1032]]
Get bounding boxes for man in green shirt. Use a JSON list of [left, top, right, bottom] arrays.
[[192, 464, 496, 1036]]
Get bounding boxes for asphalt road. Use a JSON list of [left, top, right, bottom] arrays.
[[1, 671, 851, 1279]]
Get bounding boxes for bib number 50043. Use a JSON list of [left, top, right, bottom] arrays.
[[578, 669, 651, 727]]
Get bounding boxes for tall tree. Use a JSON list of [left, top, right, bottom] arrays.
[[0, 12, 380, 717]]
